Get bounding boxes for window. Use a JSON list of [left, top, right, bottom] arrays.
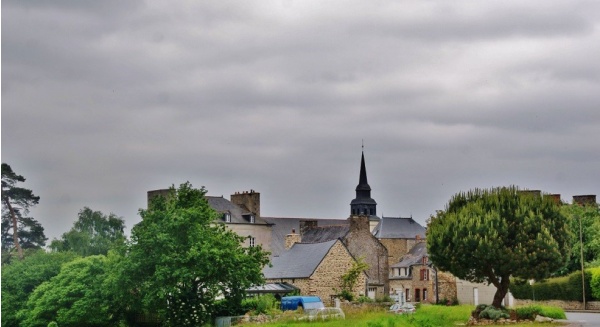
[[422, 256, 428, 265], [250, 215, 255, 224], [223, 212, 231, 223], [405, 289, 410, 301], [420, 269, 429, 281], [415, 289, 421, 302], [423, 289, 428, 301], [248, 236, 255, 247]]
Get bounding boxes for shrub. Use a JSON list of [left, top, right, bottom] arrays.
[[357, 295, 374, 303], [510, 269, 594, 301], [590, 267, 600, 300], [515, 305, 566, 320], [241, 294, 279, 315], [477, 305, 509, 321]]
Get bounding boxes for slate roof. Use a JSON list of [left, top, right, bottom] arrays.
[[247, 282, 299, 294], [390, 242, 429, 268], [262, 217, 348, 256], [263, 239, 339, 279], [372, 216, 426, 239], [206, 196, 270, 225], [301, 225, 349, 244]]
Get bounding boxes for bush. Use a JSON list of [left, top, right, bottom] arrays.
[[590, 267, 600, 300], [510, 269, 594, 301], [241, 294, 279, 315], [357, 295, 374, 303], [479, 306, 509, 321], [515, 305, 566, 320]]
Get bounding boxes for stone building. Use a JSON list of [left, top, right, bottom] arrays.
[[147, 189, 273, 252], [389, 242, 457, 304], [373, 216, 426, 263], [263, 237, 367, 304]]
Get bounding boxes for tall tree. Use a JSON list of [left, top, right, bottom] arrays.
[[1, 250, 78, 327], [1, 163, 44, 259], [50, 207, 126, 256], [555, 201, 600, 275], [124, 182, 270, 326], [427, 186, 570, 308]]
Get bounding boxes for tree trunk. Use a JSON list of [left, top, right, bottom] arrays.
[[492, 276, 510, 308], [4, 199, 23, 259]]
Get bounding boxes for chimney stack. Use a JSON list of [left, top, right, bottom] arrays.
[[547, 194, 561, 204], [285, 229, 301, 250], [230, 190, 260, 217], [573, 195, 597, 206]]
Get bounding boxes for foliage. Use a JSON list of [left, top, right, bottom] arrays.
[[476, 305, 509, 321], [1, 250, 78, 327], [592, 267, 600, 300], [123, 182, 270, 326], [510, 269, 594, 301], [1, 163, 45, 259], [338, 256, 369, 301], [514, 304, 566, 320], [19, 254, 126, 327], [427, 186, 569, 307], [357, 295, 374, 303], [242, 294, 280, 315], [49, 207, 126, 256], [555, 202, 600, 275]]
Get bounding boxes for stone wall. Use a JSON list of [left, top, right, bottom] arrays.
[[344, 215, 389, 296], [266, 241, 367, 305], [438, 271, 458, 302], [380, 239, 409, 263], [226, 223, 272, 253]]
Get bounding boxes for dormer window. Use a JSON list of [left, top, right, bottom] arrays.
[[250, 215, 255, 224], [223, 212, 231, 223], [422, 256, 428, 265]]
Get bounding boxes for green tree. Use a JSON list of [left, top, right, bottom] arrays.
[[1, 250, 78, 327], [1, 163, 45, 259], [50, 207, 126, 256], [427, 186, 570, 308], [556, 202, 600, 275], [20, 254, 125, 327], [124, 182, 270, 326]]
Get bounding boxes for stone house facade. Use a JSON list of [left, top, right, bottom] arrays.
[[147, 189, 273, 252], [263, 238, 367, 304]]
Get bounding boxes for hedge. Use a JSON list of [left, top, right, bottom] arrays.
[[510, 269, 597, 301]]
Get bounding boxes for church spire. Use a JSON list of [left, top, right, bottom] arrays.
[[350, 149, 377, 217]]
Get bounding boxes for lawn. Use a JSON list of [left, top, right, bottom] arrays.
[[240, 304, 564, 327]]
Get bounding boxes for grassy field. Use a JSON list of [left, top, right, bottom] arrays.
[[240, 304, 564, 327]]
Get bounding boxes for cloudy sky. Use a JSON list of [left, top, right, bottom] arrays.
[[3, 0, 599, 241]]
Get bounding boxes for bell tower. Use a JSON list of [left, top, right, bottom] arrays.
[[350, 150, 377, 217]]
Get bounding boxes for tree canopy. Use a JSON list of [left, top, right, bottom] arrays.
[[20, 255, 123, 327], [426, 186, 570, 308], [1, 250, 79, 327], [50, 207, 126, 256], [1, 163, 45, 259], [556, 201, 600, 275], [123, 182, 270, 326]]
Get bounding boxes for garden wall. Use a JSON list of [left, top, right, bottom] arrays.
[[513, 299, 600, 311]]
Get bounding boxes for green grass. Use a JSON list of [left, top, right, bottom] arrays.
[[241, 305, 474, 327], [241, 304, 566, 327]]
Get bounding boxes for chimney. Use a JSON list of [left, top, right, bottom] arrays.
[[285, 229, 301, 250], [573, 195, 597, 206], [147, 189, 171, 208], [547, 194, 561, 204], [299, 220, 318, 235], [348, 214, 369, 233], [230, 190, 260, 217]]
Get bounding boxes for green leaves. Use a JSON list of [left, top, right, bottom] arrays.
[[427, 186, 569, 307], [126, 182, 270, 326]]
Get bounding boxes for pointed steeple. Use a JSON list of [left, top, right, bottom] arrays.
[[350, 150, 377, 217]]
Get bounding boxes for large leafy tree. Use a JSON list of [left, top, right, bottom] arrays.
[[20, 254, 125, 327], [50, 207, 126, 256], [427, 186, 570, 308], [1, 163, 45, 259], [556, 201, 600, 275], [124, 182, 270, 326], [1, 250, 78, 327]]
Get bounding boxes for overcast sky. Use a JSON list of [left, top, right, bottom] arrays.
[[2, 0, 599, 241]]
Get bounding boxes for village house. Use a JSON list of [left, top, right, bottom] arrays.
[[263, 237, 367, 304]]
